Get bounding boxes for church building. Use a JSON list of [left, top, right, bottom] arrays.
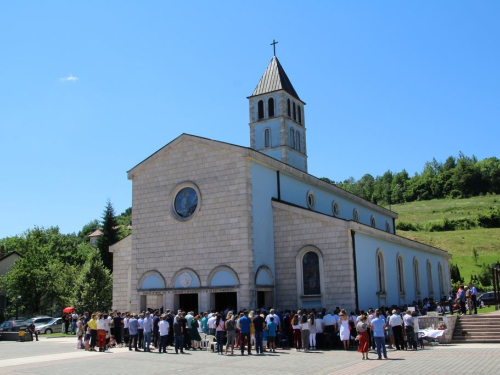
[[111, 55, 452, 314]]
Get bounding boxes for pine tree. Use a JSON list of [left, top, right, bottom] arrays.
[[97, 200, 118, 272]]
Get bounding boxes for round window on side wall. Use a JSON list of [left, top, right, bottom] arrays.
[[332, 201, 340, 217], [171, 182, 202, 221], [306, 190, 316, 209]]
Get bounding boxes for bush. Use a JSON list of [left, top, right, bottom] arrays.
[[477, 209, 500, 228], [396, 222, 420, 231]]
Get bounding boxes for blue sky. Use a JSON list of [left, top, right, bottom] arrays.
[[1, 1, 499, 238]]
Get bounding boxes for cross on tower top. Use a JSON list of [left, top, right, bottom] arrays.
[[270, 39, 278, 56]]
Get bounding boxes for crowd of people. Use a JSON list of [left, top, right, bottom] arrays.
[[62, 303, 440, 360]]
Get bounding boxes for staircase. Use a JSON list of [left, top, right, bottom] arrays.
[[452, 313, 500, 343]]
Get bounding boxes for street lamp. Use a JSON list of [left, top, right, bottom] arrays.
[[15, 295, 21, 320]]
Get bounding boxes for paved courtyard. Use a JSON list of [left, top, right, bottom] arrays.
[[0, 337, 499, 374]]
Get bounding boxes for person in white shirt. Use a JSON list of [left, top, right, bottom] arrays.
[[265, 309, 280, 331], [138, 314, 144, 349], [207, 313, 217, 336], [389, 310, 404, 350], [158, 315, 170, 354], [124, 313, 130, 345], [299, 314, 310, 352], [315, 313, 325, 349]]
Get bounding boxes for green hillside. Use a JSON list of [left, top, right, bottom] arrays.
[[390, 195, 500, 286]]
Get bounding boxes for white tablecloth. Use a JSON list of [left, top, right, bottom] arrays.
[[419, 329, 445, 339]]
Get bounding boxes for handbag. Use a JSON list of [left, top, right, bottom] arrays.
[[355, 334, 362, 341]]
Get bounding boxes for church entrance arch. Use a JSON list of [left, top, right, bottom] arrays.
[[255, 265, 274, 309], [171, 269, 201, 313], [138, 271, 166, 311], [208, 266, 239, 312]]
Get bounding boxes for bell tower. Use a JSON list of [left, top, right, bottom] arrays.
[[248, 54, 307, 172]]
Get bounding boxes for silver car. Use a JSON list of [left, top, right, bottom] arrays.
[[36, 318, 63, 334]]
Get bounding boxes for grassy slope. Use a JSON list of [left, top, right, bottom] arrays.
[[389, 195, 500, 283]]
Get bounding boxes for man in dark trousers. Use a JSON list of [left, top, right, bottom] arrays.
[[113, 312, 123, 346], [173, 315, 184, 354]]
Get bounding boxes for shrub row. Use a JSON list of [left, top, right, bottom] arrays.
[[397, 209, 500, 232]]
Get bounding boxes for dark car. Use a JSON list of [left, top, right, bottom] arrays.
[[0, 319, 28, 332], [478, 292, 496, 307]]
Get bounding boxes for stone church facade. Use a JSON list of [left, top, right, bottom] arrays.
[[111, 57, 451, 314]]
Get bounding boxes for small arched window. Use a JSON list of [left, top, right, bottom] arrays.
[[258, 100, 264, 120], [298, 105, 302, 124], [376, 250, 386, 293], [413, 258, 421, 296], [287, 99, 291, 117], [296, 132, 301, 151], [397, 255, 405, 294], [385, 221, 391, 233], [268, 97, 275, 117], [371, 216, 376, 228], [264, 128, 271, 148], [293, 102, 296, 120], [290, 128, 295, 148], [427, 260, 434, 297], [303, 251, 320, 295], [353, 208, 359, 222]]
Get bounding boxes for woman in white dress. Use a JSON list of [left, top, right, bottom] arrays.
[[339, 309, 350, 350]]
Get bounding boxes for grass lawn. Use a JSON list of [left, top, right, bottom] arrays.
[[477, 305, 498, 314], [391, 195, 500, 224], [388, 195, 500, 284]]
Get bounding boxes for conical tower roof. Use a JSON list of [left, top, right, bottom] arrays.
[[250, 56, 300, 100]]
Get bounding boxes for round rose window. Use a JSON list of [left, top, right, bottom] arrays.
[[174, 187, 198, 219]]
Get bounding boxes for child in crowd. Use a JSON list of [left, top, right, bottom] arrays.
[[267, 317, 277, 353], [109, 335, 117, 348]]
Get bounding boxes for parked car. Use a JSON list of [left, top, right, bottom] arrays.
[[478, 291, 496, 307], [25, 317, 55, 326], [35, 318, 63, 334], [0, 319, 28, 332]]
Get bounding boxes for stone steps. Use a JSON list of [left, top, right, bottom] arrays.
[[452, 314, 500, 343]]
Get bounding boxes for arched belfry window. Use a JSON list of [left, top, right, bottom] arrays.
[[264, 128, 271, 148], [397, 255, 405, 294], [296, 132, 301, 151], [268, 97, 275, 117], [287, 99, 291, 117], [290, 128, 295, 148], [438, 263, 444, 297], [293, 102, 296, 120], [302, 251, 321, 295], [376, 250, 386, 293], [427, 260, 434, 297], [413, 258, 421, 297], [258, 100, 264, 120], [298, 105, 302, 124]]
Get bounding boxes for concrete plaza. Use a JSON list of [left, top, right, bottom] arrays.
[[0, 336, 499, 375]]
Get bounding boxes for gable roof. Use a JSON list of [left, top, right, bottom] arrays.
[[126, 134, 397, 219], [249, 56, 301, 100], [0, 251, 23, 263]]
